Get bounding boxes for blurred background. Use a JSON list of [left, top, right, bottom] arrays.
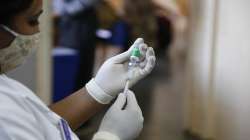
[[6, 0, 250, 139]]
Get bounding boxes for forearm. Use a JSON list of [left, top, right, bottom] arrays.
[[49, 88, 105, 130]]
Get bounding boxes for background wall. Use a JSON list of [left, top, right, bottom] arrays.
[[186, 0, 250, 139], [36, 0, 53, 105], [185, 0, 216, 138], [7, 53, 37, 92], [214, 0, 250, 139]]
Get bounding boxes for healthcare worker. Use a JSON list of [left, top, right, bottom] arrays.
[[0, 0, 156, 140]]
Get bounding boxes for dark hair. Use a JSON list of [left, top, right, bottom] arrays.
[[0, 0, 33, 25]]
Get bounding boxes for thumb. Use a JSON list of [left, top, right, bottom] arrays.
[[126, 91, 143, 120], [126, 90, 139, 109], [110, 38, 144, 63], [111, 93, 127, 110], [139, 47, 156, 76]]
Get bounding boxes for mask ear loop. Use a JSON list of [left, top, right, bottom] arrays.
[[1, 25, 19, 37]]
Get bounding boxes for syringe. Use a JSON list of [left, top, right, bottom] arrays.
[[123, 46, 141, 95]]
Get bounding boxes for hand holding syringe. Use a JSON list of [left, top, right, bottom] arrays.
[[86, 38, 155, 105], [123, 40, 148, 95], [123, 46, 140, 94]]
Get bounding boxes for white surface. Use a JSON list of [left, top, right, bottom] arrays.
[[187, 0, 250, 139], [36, 0, 53, 105], [96, 29, 112, 39], [52, 47, 78, 56], [214, 0, 250, 139], [186, 0, 217, 138]]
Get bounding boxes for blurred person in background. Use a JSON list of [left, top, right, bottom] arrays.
[[152, 0, 188, 73], [151, 0, 189, 118], [105, 0, 176, 54], [124, 0, 158, 49], [0, 0, 156, 140], [117, 0, 176, 123], [94, 0, 129, 73], [53, 0, 98, 90]]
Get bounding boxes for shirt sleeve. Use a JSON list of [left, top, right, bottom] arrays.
[[0, 95, 44, 140]]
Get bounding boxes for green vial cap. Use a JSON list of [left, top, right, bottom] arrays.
[[131, 47, 141, 57]]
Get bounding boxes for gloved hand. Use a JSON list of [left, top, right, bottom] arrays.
[[93, 91, 144, 140], [86, 38, 156, 104]]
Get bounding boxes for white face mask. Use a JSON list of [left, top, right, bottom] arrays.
[[0, 25, 40, 74]]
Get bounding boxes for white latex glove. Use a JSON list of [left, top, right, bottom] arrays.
[[86, 38, 156, 104], [93, 91, 144, 140]]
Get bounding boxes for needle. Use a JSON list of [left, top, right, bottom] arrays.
[[123, 80, 130, 95]]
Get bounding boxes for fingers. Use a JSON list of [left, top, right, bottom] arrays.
[[112, 93, 127, 110], [146, 47, 156, 63], [126, 91, 144, 120], [139, 47, 156, 76], [126, 91, 141, 111], [139, 43, 148, 61], [126, 91, 138, 108], [110, 38, 144, 63], [132, 38, 144, 48]]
